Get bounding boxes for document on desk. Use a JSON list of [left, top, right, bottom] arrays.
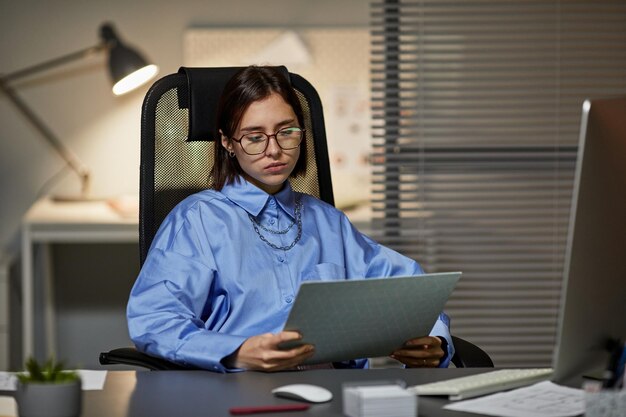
[[76, 370, 108, 390], [281, 272, 461, 364], [443, 381, 584, 417]]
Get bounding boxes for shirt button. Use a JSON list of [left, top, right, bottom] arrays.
[[269, 199, 276, 206], [285, 297, 293, 303], [277, 256, 284, 263], [269, 219, 275, 225]]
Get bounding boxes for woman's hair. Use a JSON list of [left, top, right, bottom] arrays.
[[212, 66, 308, 190]]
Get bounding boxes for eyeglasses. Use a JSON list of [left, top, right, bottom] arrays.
[[231, 127, 305, 155]]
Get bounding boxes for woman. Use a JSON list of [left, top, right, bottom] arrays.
[[127, 66, 454, 372]]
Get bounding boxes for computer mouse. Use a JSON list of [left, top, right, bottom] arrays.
[[271, 383, 333, 403]]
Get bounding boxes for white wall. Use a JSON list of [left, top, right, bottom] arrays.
[[0, 0, 369, 255]]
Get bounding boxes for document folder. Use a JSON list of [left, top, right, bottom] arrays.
[[281, 272, 461, 365]]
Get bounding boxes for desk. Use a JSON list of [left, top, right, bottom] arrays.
[[79, 369, 490, 417], [21, 198, 138, 361]]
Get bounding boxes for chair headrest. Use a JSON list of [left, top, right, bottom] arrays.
[[178, 66, 290, 141]]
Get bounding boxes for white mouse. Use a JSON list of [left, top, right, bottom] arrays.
[[271, 383, 333, 403]]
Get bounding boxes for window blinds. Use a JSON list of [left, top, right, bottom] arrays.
[[370, 0, 626, 367]]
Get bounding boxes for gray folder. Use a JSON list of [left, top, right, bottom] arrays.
[[281, 272, 461, 365]]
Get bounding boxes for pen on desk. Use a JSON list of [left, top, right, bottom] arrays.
[[229, 404, 310, 415]]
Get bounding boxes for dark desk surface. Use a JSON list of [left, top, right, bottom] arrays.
[[81, 368, 494, 417]]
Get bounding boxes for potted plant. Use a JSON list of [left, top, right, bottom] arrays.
[[15, 357, 82, 417]]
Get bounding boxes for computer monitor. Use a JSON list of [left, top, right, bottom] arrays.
[[552, 96, 626, 384]]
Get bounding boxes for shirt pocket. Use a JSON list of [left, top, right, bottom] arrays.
[[301, 262, 346, 281]]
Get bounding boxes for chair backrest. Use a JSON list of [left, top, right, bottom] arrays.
[[139, 67, 334, 265]]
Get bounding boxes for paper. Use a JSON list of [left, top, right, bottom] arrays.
[[444, 381, 584, 417], [0, 370, 106, 391], [0, 373, 16, 391], [76, 370, 107, 390]]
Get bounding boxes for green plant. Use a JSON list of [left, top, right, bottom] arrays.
[[17, 357, 79, 384]]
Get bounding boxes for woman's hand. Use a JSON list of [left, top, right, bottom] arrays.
[[390, 336, 445, 368], [228, 331, 315, 372]]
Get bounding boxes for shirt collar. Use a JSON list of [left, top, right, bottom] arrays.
[[220, 177, 298, 219]]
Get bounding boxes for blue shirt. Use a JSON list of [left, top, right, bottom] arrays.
[[127, 177, 454, 372]]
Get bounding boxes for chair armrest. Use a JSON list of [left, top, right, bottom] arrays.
[[450, 336, 494, 368], [101, 339, 494, 370], [99, 347, 190, 371]]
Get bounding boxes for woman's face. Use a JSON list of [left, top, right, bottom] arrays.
[[222, 93, 301, 194]]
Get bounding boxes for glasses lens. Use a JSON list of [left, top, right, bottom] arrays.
[[241, 133, 268, 155], [239, 127, 303, 155], [276, 127, 303, 149]]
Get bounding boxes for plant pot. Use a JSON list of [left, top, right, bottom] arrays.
[[15, 379, 82, 417]]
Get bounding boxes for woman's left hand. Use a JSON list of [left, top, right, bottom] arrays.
[[390, 336, 445, 368]]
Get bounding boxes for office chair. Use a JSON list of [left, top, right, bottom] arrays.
[[99, 67, 493, 370]]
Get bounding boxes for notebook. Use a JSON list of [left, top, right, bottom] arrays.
[[280, 272, 461, 365]]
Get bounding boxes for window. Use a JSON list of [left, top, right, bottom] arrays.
[[371, 0, 626, 366]]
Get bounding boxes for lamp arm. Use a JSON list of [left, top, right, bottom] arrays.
[[0, 43, 111, 198], [0, 77, 91, 197], [1, 43, 107, 83]]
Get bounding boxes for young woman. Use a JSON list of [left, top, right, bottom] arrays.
[[127, 66, 454, 372]]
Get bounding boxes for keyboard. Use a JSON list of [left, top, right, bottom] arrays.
[[408, 368, 554, 400]]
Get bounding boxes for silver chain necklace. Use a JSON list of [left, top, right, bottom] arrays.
[[248, 196, 302, 251]]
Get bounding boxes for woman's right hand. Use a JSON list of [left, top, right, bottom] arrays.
[[228, 331, 315, 372]]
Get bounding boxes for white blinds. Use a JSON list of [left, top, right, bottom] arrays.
[[370, 0, 626, 367]]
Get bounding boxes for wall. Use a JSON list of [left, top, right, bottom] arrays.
[[0, 0, 369, 254], [1, 0, 369, 369]]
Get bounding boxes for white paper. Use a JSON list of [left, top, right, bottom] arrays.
[[444, 381, 584, 417], [0, 373, 16, 391], [76, 370, 107, 390], [0, 370, 106, 391]]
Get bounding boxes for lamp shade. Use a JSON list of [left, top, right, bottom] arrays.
[[0, 22, 159, 202], [100, 23, 158, 95]]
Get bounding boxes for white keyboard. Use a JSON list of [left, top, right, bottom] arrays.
[[409, 368, 554, 400]]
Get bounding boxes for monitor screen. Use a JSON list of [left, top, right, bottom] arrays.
[[552, 96, 626, 384]]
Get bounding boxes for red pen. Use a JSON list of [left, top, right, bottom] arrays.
[[229, 404, 310, 415]]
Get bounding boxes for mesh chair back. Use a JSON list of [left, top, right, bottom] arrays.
[[139, 67, 334, 265]]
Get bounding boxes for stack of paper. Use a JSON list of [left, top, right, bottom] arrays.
[[343, 384, 416, 417]]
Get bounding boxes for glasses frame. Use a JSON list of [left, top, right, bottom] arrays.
[[231, 127, 305, 155]]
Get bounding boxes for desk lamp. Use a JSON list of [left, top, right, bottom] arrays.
[[0, 23, 158, 200]]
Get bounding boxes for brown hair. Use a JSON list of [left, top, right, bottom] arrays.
[[212, 66, 307, 190]]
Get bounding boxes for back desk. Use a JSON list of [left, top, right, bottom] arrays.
[[83, 368, 492, 417]]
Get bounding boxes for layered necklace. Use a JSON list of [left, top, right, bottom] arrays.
[[248, 196, 303, 251]]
